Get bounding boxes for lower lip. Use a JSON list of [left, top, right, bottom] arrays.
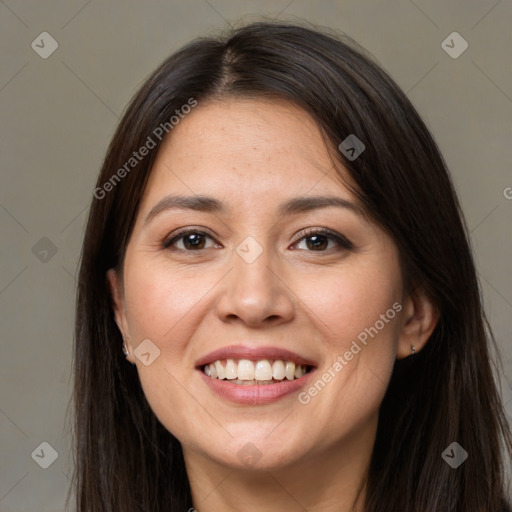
[[197, 369, 316, 405]]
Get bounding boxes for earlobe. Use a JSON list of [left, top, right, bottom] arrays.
[[396, 289, 439, 359]]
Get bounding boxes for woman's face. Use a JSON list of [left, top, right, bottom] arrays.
[[108, 98, 410, 471]]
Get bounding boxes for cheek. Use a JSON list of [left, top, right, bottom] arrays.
[[121, 262, 208, 439], [123, 261, 211, 342], [295, 262, 402, 350], [294, 263, 402, 418]]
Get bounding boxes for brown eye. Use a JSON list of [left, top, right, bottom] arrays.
[[293, 228, 354, 252], [307, 234, 329, 250], [163, 229, 217, 251]]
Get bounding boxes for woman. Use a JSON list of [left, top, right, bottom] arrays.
[[73, 21, 512, 511]]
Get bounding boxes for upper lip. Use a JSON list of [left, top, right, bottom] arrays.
[[195, 345, 317, 368]]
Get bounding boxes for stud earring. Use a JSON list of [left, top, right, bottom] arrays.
[[411, 344, 416, 356]]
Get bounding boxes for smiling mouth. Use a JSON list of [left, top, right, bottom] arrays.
[[201, 358, 314, 385]]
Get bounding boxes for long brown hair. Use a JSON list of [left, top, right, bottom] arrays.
[[72, 21, 512, 511]]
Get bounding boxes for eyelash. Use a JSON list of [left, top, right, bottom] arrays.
[[162, 227, 354, 253]]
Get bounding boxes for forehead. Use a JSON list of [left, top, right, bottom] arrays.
[[138, 98, 359, 216]]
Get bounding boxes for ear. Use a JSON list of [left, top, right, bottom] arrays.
[[106, 268, 134, 362], [396, 288, 439, 359]]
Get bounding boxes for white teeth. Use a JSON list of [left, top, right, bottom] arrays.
[[203, 358, 310, 382], [214, 360, 225, 380], [237, 359, 255, 380], [224, 359, 237, 380], [254, 360, 273, 380], [285, 361, 295, 380], [272, 360, 285, 380]]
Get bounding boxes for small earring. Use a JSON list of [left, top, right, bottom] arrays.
[[122, 341, 129, 357], [411, 344, 416, 356]]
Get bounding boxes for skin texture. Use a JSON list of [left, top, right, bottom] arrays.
[[107, 98, 438, 512]]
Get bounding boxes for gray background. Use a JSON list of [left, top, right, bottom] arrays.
[[1, 1, 511, 510]]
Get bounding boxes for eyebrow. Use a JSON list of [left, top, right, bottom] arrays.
[[143, 194, 363, 226]]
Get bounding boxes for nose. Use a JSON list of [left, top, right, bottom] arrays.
[[215, 244, 295, 328]]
